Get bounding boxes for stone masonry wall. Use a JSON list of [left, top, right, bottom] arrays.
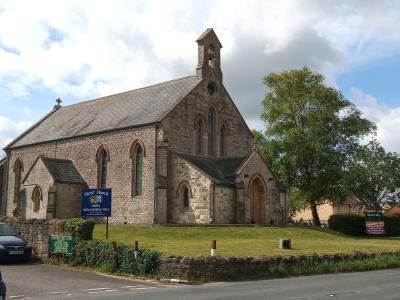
[[161, 72, 253, 158], [213, 185, 235, 224], [236, 152, 284, 225], [168, 154, 211, 224], [2, 217, 64, 257], [6, 125, 156, 224], [160, 251, 400, 280], [23, 158, 54, 219]]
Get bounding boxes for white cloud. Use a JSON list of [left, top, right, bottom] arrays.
[[0, 0, 399, 100], [0, 0, 400, 151], [0, 117, 33, 157], [350, 88, 400, 153]]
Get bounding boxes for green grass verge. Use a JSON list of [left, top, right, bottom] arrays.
[[93, 225, 400, 257]]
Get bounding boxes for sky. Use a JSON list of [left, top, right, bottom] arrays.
[[0, 0, 400, 157]]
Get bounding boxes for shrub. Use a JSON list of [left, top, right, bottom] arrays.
[[328, 214, 366, 236], [70, 240, 160, 276], [384, 216, 400, 236], [64, 218, 95, 240]]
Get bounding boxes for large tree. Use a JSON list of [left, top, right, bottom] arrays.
[[259, 67, 375, 225], [345, 140, 400, 211]]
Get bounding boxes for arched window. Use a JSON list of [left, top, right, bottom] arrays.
[[132, 145, 143, 196], [195, 117, 205, 155], [208, 44, 215, 67], [220, 125, 226, 157], [13, 158, 23, 203], [32, 186, 42, 212], [177, 181, 192, 209], [183, 186, 189, 208], [97, 147, 108, 188], [208, 108, 216, 156]]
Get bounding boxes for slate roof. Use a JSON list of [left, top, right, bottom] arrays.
[[9, 75, 197, 148], [42, 157, 86, 184], [179, 154, 246, 186]]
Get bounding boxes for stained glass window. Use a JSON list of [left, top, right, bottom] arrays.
[[134, 146, 143, 196]]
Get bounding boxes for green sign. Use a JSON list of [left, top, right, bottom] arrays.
[[49, 235, 74, 255]]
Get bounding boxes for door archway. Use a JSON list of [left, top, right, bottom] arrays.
[[250, 175, 266, 224]]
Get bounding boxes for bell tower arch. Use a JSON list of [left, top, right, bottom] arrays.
[[196, 28, 223, 82]]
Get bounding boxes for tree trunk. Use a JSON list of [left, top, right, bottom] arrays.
[[310, 203, 321, 227]]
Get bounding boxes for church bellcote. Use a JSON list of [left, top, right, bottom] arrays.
[[196, 28, 223, 82]]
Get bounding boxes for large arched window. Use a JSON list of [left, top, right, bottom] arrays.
[[32, 186, 42, 212], [220, 124, 226, 157], [207, 108, 216, 156], [96, 146, 109, 188], [13, 158, 23, 203], [131, 142, 144, 197], [195, 117, 205, 155]]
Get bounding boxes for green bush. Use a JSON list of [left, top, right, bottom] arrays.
[[70, 240, 160, 276], [64, 218, 95, 240], [384, 216, 400, 236], [328, 214, 366, 236]]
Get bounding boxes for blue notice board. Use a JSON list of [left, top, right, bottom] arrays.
[[81, 188, 112, 217]]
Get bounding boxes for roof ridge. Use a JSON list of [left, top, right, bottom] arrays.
[[63, 75, 196, 109], [43, 157, 73, 162]]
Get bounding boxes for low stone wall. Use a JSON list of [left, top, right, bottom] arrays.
[[160, 251, 400, 280], [1, 217, 64, 257]]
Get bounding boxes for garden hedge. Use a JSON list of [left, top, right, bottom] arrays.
[[64, 218, 95, 240], [384, 216, 400, 236], [70, 240, 160, 276], [329, 214, 400, 236], [328, 214, 366, 236]]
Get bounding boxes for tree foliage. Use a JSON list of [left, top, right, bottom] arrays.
[[259, 67, 375, 225], [345, 140, 400, 210]]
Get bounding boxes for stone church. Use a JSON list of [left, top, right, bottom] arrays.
[[0, 29, 287, 225]]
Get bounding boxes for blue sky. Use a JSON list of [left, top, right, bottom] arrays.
[[1, 0, 400, 154]]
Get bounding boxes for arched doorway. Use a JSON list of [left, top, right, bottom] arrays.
[[250, 176, 266, 224]]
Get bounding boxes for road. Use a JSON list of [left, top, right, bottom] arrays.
[[1, 263, 400, 299]]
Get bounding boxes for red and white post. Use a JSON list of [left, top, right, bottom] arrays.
[[211, 240, 217, 256]]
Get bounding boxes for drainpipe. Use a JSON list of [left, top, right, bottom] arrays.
[[4, 150, 10, 216], [153, 123, 158, 224]]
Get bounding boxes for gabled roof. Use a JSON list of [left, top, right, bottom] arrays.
[[42, 158, 86, 184], [179, 154, 246, 186], [7, 76, 197, 149], [196, 28, 223, 48], [23, 156, 86, 184]]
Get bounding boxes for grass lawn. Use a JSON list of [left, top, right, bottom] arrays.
[[93, 225, 400, 257]]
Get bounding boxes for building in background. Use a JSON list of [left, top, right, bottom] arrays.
[[293, 198, 364, 224]]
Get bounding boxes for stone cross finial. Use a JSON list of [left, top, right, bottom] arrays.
[[54, 98, 62, 110]]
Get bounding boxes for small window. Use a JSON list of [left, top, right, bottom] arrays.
[[183, 187, 189, 208], [32, 186, 42, 212], [207, 82, 216, 95]]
